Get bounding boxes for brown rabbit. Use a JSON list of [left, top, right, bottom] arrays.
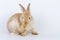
[[7, 3, 38, 36]]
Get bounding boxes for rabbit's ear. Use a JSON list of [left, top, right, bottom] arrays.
[[19, 4, 25, 12], [27, 3, 30, 11]]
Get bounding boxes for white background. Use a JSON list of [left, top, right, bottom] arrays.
[[0, 0, 60, 40]]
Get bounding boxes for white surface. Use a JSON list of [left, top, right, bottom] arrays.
[[0, 0, 60, 40]]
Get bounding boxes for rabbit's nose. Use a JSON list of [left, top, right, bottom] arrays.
[[25, 21, 28, 24]]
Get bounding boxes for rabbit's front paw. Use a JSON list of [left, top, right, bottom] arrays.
[[21, 32, 27, 36]]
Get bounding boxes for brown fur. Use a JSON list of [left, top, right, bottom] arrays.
[[7, 3, 38, 36]]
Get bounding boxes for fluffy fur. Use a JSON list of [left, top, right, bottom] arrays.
[[7, 3, 38, 36]]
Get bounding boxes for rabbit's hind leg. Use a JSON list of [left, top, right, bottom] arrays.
[[31, 28, 38, 35]]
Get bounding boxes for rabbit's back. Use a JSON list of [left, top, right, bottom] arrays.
[[7, 13, 22, 33]]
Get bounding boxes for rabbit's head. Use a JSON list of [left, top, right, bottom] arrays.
[[19, 3, 33, 24]]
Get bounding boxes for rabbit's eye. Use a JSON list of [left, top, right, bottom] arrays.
[[29, 17, 30, 19]]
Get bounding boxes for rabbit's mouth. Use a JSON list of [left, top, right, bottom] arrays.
[[25, 21, 28, 24]]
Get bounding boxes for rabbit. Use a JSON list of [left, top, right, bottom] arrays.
[[7, 3, 38, 36]]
